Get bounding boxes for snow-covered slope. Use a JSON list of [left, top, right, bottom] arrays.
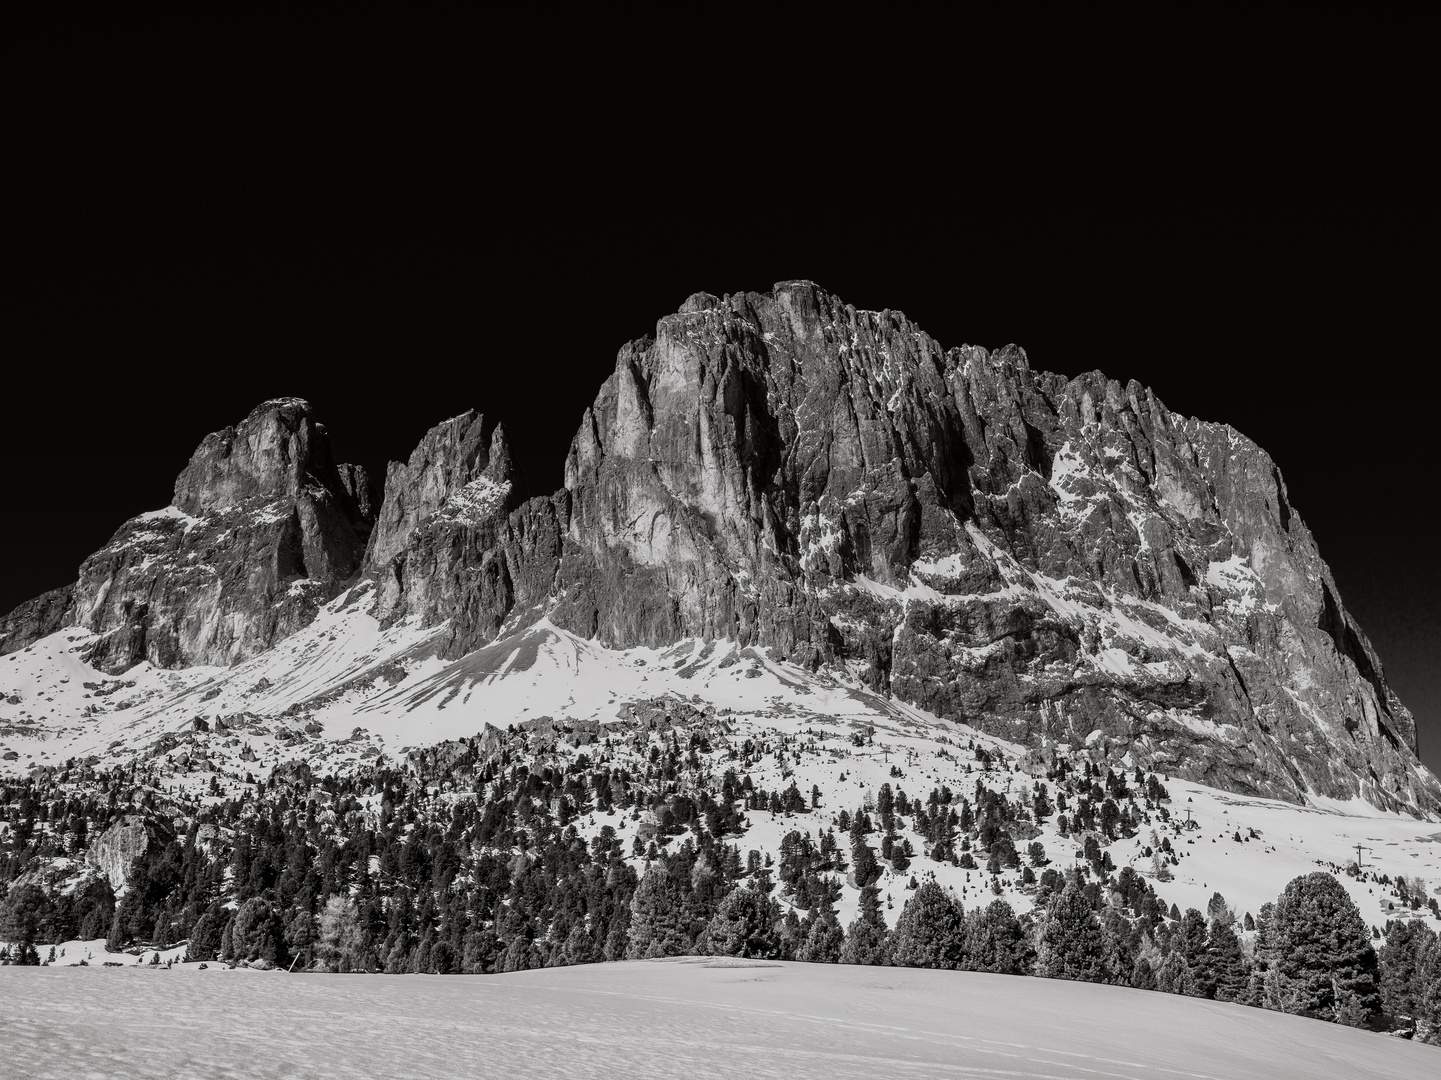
[[3, 959, 1435, 1079], [4, 582, 1439, 934]]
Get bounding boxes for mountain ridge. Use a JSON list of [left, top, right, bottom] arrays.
[[2, 281, 1435, 815]]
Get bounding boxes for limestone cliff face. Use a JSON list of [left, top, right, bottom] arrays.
[[367, 410, 522, 571], [0, 586, 74, 658], [3, 285, 1434, 814], [0, 399, 374, 672], [366, 411, 536, 656], [367, 282, 1437, 813]]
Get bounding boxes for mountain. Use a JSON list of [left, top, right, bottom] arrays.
[[4, 294, 1441, 1039], [0, 398, 376, 672], [1, 282, 1436, 816]]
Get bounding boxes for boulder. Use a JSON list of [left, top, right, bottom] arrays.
[[86, 815, 158, 891]]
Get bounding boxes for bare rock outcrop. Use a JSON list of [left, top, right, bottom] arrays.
[[370, 282, 1439, 813], [366, 411, 536, 654], [85, 815, 162, 891], [0, 584, 75, 657], [0, 399, 375, 672], [367, 410, 523, 571], [4, 285, 1434, 816]]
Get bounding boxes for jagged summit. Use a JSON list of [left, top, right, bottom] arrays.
[[369, 281, 1441, 813], [366, 409, 523, 571], [1, 282, 1436, 814], [174, 397, 349, 515], [0, 398, 375, 671]]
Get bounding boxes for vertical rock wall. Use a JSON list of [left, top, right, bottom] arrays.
[[1, 399, 374, 672], [366, 282, 1438, 812], [4, 285, 1434, 814]]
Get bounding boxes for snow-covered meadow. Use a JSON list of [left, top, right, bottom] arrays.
[[3, 959, 1435, 1079]]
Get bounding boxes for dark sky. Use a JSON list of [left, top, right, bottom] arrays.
[[6, 101, 1436, 774]]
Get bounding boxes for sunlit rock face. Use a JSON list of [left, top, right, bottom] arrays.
[[364, 409, 535, 657], [3, 284, 1434, 813], [368, 282, 1436, 812], [1, 399, 374, 673], [366, 409, 521, 573]]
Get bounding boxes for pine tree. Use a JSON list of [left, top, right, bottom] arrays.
[[1034, 882, 1116, 984], [1377, 920, 1437, 1026], [1241, 901, 1277, 1006], [1099, 908, 1136, 980], [1206, 891, 1233, 927], [1155, 949, 1197, 995], [625, 865, 692, 959], [602, 913, 630, 962], [105, 909, 127, 954], [706, 882, 781, 959], [778, 908, 803, 960], [186, 905, 226, 963], [840, 917, 890, 965], [219, 920, 235, 963], [500, 935, 534, 972], [852, 839, 882, 889], [838, 883, 890, 965], [0, 885, 49, 956], [858, 884, 884, 926], [798, 915, 844, 964], [964, 899, 1030, 974], [1129, 935, 1161, 990], [1268, 872, 1381, 1026], [560, 923, 598, 966], [229, 896, 284, 966], [1206, 921, 1250, 1002], [1414, 933, 1441, 1045], [462, 927, 500, 974], [283, 906, 315, 969], [430, 938, 458, 975], [889, 880, 965, 969], [1178, 909, 1213, 997]]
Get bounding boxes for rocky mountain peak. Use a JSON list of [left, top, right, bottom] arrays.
[[169, 397, 378, 542], [336, 463, 380, 526], [175, 398, 321, 513], [0, 400, 375, 672], [374, 281, 1438, 813], [365, 410, 524, 572], [2, 283, 1435, 816]]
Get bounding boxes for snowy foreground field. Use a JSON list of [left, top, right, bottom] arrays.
[[3, 959, 1436, 1080]]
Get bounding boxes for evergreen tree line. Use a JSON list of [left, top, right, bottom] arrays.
[[1, 742, 1438, 1043]]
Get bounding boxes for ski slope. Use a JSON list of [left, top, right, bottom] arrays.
[[2, 959, 1435, 1079]]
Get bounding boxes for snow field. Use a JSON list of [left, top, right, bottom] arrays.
[[14, 937, 190, 969], [2, 959, 1436, 1079]]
